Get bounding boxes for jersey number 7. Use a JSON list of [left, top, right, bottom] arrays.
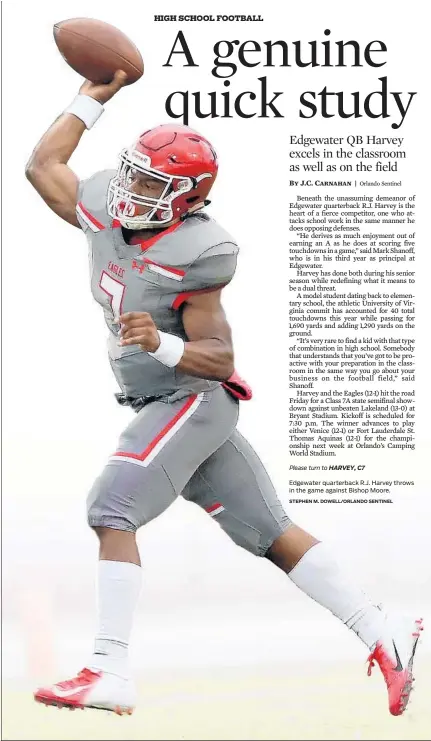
[[99, 271, 126, 320]]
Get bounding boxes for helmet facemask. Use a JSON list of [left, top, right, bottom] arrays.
[[107, 149, 195, 230]]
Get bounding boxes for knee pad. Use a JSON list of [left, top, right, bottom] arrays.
[[86, 465, 140, 532]]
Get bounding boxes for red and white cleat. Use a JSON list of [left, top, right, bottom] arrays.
[[34, 667, 136, 715], [367, 617, 424, 716]]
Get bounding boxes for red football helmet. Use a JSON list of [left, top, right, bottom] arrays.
[[107, 124, 218, 229]]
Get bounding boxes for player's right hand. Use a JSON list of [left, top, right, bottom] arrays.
[[79, 70, 128, 105]]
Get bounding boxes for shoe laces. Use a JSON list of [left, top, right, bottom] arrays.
[[56, 668, 98, 690], [367, 649, 377, 677]]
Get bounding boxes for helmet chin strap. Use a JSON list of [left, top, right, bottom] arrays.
[[180, 201, 206, 221], [119, 206, 165, 230], [120, 201, 208, 230], [119, 219, 166, 231]]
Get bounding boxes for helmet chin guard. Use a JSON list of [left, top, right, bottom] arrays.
[[107, 124, 218, 230]]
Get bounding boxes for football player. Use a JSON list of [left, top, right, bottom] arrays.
[[26, 71, 422, 717]]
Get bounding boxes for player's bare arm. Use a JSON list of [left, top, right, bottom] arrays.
[[180, 291, 234, 379], [118, 290, 234, 381], [25, 72, 127, 228]]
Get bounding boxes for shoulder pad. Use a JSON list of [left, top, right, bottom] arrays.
[[179, 214, 238, 258]]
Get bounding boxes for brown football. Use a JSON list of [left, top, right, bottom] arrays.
[[53, 18, 144, 84]]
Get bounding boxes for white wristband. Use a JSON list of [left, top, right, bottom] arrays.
[[64, 95, 104, 129], [148, 331, 185, 367]]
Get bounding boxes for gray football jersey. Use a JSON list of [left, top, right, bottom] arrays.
[[76, 170, 238, 400]]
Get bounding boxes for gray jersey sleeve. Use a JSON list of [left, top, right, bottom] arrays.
[[189, 245, 238, 287], [75, 170, 116, 232], [181, 242, 238, 290], [171, 242, 238, 309]]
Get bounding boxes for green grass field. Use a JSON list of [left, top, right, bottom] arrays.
[[2, 660, 430, 741]]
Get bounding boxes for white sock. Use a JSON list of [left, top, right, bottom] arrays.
[[89, 560, 142, 678], [288, 543, 386, 650]]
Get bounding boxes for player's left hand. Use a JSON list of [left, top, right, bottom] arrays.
[[117, 312, 161, 352]]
